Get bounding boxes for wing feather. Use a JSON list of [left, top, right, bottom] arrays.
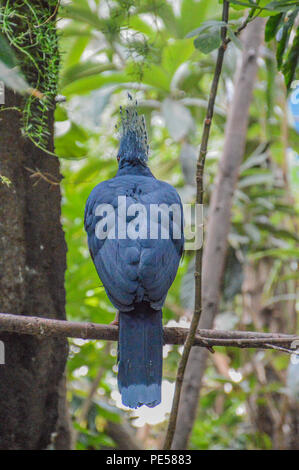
[[84, 175, 184, 311]]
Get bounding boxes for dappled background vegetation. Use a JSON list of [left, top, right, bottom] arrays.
[[53, 0, 299, 450]]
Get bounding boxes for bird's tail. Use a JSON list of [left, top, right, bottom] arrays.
[[118, 302, 163, 409]]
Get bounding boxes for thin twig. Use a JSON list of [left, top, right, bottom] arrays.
[[24, 166, 61, 186], [225, 11, 255, 46], [163, 1, 245, 449], [34, 0, 61, 28]]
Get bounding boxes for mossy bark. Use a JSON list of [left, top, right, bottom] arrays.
[[0, 1, 68, 450]]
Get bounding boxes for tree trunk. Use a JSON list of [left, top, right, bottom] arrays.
[[106, 421, 143, 450], [172, 18, 265, 449], [0, 2, 68, 449], [243, 260, 299, 449]]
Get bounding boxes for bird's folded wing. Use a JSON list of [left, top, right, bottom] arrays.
[[84, 177, 184, 311]]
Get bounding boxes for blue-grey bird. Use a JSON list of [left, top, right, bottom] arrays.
[[84, 95, 184, 408]]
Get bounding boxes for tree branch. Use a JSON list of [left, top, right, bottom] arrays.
[[105, 421, 143, 450], [0, 313, 298, 352]]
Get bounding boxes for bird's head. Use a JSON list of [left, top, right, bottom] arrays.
[[116, 94, 149, 168]]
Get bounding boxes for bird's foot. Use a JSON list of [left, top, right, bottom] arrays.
[[110, 312, 119, 326]]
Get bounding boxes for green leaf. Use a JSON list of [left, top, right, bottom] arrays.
[[162, 98, 194, 140], [0, 175, 12, 187], [276, 9, 298, 70], [94, 401, 121, 423], [54, 105, 68, 122], [61, 72, 132, 97], [128, 15, 155, 38], [135, 63, 171, 91], [240, 153, 268, 172], [266, 1, 299, 12], [178, 0, 212, 38], [150, 2, 178, 36], [0, 34, 30, 94], [60, 62, 117, 89], [265, 13, 284, 41], [251, 248, 299, 260], [194, 29, 221, 54], [61, 5, 106, 31], [228, 0, 262, 9], [186, 20, 227, 39], [0, 34, 18, 68], [238, 173, 273, 188], [162, 40, 194, 75], [55, 122, 89, 159], [282, 26, 299, 89], [227, 28, 243, 49], [0, 60, 29, 94], [62, 35, 91, 70], [229, 0, 299, 11], [280, 272, 299, 281], [255, 221, 299, 241]]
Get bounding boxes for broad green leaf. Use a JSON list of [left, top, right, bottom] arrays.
[[229, 0, 299, 10], [60, 62, 117, 89], [70, 159, 114, 185], [186, 20, 227, 39], [136, 63, 171, 91], [280, 272, 299, 281], [255, 221, 299, 241], [240, 153, 269, 172], [253, 197, 275, 210], [162, 40, 194, 76], [151, 2, 178, 37], [0, 34, 18, 68], [0, 60, 29, 94], [244, 223, 261, 243], [55, 105, 68, 122], [227, 28, 243, 49], [0, 34, 31, 94], [282, 26, 299, 89], [61, 72, 132, 97], [94, 401, 121, 423], [251, 248, 299, 260], [62, 35, 91, 70], [128, 16, 155, 38], [276, 11, 294, 69], [55, 122, 89, 159], [266, 1, 299, 11], [265, 13, 284, 41], [178, 0, 212, 38], [194, 29, 221, 54], [162, 98, 194, 140], [238, 173, 273, 188], [228, 0, 262, 9], [61, 5, 106, 31]]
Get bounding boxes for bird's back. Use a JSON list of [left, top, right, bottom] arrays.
[[85, 172, 184, 313]]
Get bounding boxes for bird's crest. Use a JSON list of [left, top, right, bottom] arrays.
[[116, 93, 149, 165]]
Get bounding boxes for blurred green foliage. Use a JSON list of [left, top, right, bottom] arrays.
[[52, 0, 299, 450]]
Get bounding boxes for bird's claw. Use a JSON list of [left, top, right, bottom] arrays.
[[110, 312, 119, 326]]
